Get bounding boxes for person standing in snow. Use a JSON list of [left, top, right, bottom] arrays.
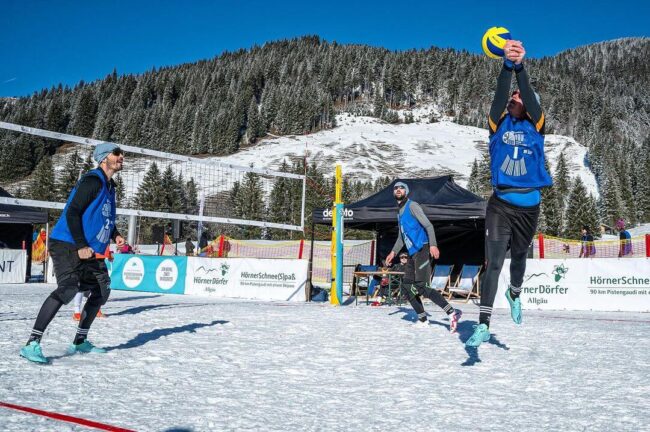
[[385, 181, 462, 332], [466, 40, 552, 347], [20, 144, 125, 363]]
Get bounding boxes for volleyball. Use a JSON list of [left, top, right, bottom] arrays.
[[482, 27, 512, 59]]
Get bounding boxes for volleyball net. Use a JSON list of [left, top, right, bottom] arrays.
[[0, 121, 306, 243]]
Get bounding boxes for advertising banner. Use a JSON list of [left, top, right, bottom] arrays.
[[110, 254, 187, 295], [494, 258, 650, 312], [0, 249, 27, 283], [185, 257, 308, 301]]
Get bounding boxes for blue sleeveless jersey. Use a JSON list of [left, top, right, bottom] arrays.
[[490, 114, 552, 189], [51, 169, 116, 252], [398, 200, 428, 256]]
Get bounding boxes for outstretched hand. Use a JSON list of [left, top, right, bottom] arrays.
[[385, 251, 396, 266], [504, 40, 525, 64]]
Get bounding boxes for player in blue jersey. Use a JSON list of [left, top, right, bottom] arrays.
[[385, 182, 462, 333], [467, 40, 553, 347], [21, 143, 125, 363]]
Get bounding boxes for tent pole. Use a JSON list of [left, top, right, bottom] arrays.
[[307, 219, 315, 301], [44, 218, 49, 283]]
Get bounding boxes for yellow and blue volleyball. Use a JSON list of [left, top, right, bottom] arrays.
[[482, 27, 512, 59]]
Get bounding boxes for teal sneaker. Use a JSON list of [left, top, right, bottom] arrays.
[[20, 341, 48, 364], [465, 324, 491, 347], [505, 288, 522, 324], [68, 340, 107, 354]]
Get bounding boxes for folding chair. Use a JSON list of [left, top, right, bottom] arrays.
[[430, 264, 454, 296], [351, 264, 378, 298], [447, 264, 482, 303]]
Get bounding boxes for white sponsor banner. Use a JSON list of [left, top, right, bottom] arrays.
[[0, 249, 27, 283], [495, 258, 650, 312], [185, 257, 307, 301]]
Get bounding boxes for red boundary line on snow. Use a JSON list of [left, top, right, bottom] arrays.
[[0, 401, 135, 431]]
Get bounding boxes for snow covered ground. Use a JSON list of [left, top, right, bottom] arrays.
[[1, 284, 648, 431]]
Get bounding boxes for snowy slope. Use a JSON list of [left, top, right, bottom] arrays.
[[219, 113, 599, 196], [1, 284, 647, 431]]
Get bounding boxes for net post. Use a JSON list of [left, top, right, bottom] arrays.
[[218, 234, 225, 257], [298, 238, 305, 259], [330, 164, 343, 305], [538, 233, 545, 259]]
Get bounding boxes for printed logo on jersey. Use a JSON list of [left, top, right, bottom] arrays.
[[101, 201, 112, 217], [502, 131, 526, 146]]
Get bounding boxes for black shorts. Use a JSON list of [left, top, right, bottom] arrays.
[[49, 239, 111, 305], [485, 195, 539, 254], [402, 244, 432, 285]]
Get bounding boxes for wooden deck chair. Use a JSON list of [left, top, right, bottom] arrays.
[[430, 264, 454, 296], [447, 264, 482, 303]]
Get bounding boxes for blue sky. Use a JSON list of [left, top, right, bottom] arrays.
[[1, 0, 648, 97]]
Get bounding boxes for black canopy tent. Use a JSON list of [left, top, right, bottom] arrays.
[[312, 176, 487, 268], [0, 187, 49, 279]]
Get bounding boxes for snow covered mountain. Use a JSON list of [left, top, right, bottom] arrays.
[[213, 112, 599, 196], [16, 110, 598, 201]]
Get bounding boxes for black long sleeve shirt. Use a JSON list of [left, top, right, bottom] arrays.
[[65, 170, 120, 249], [488, 63, 544, 136]]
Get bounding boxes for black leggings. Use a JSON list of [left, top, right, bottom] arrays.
[[480, 195, 539, 326], [402, 245, 454, 320], [28, 240, 111, 344]]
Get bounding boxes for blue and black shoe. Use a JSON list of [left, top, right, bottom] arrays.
[[20, 341, 48, 364], [465, 324, 491, 347], [505, 287, 522, 324]]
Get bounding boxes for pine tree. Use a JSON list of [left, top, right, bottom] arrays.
[[599, 171, 623, 227], [28, 155, 57, 201], [135, 162, 163, 210], [246, 98, 264, 143], [81, 153, 94, 174], [160, 165, 183, 213], [57, 149, 83, 200], [236, 170, 266, 239], [267, 160, 294, 239], [541, 184, 562, 236], [563, 177, 599, 239], [553, 152, 571, 224], [467, 159, 479, 195], [0, 134, 33, 181], [69, 87, 98, 137], [115, 174, 125, 207]]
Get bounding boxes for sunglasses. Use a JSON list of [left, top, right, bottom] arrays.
[[111, 148, 124, 156], [393, 186, 405, 190]]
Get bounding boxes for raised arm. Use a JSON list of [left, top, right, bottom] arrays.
[[516, 66, 544, 133], [489, 65, 513, 135]]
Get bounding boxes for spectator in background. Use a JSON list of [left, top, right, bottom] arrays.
[[199, 231, 209, 252], [616, 219, 633, 258], [118, 243, 134, 254], [579, 226, 596, 258], [185, 238, 195, 256]]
